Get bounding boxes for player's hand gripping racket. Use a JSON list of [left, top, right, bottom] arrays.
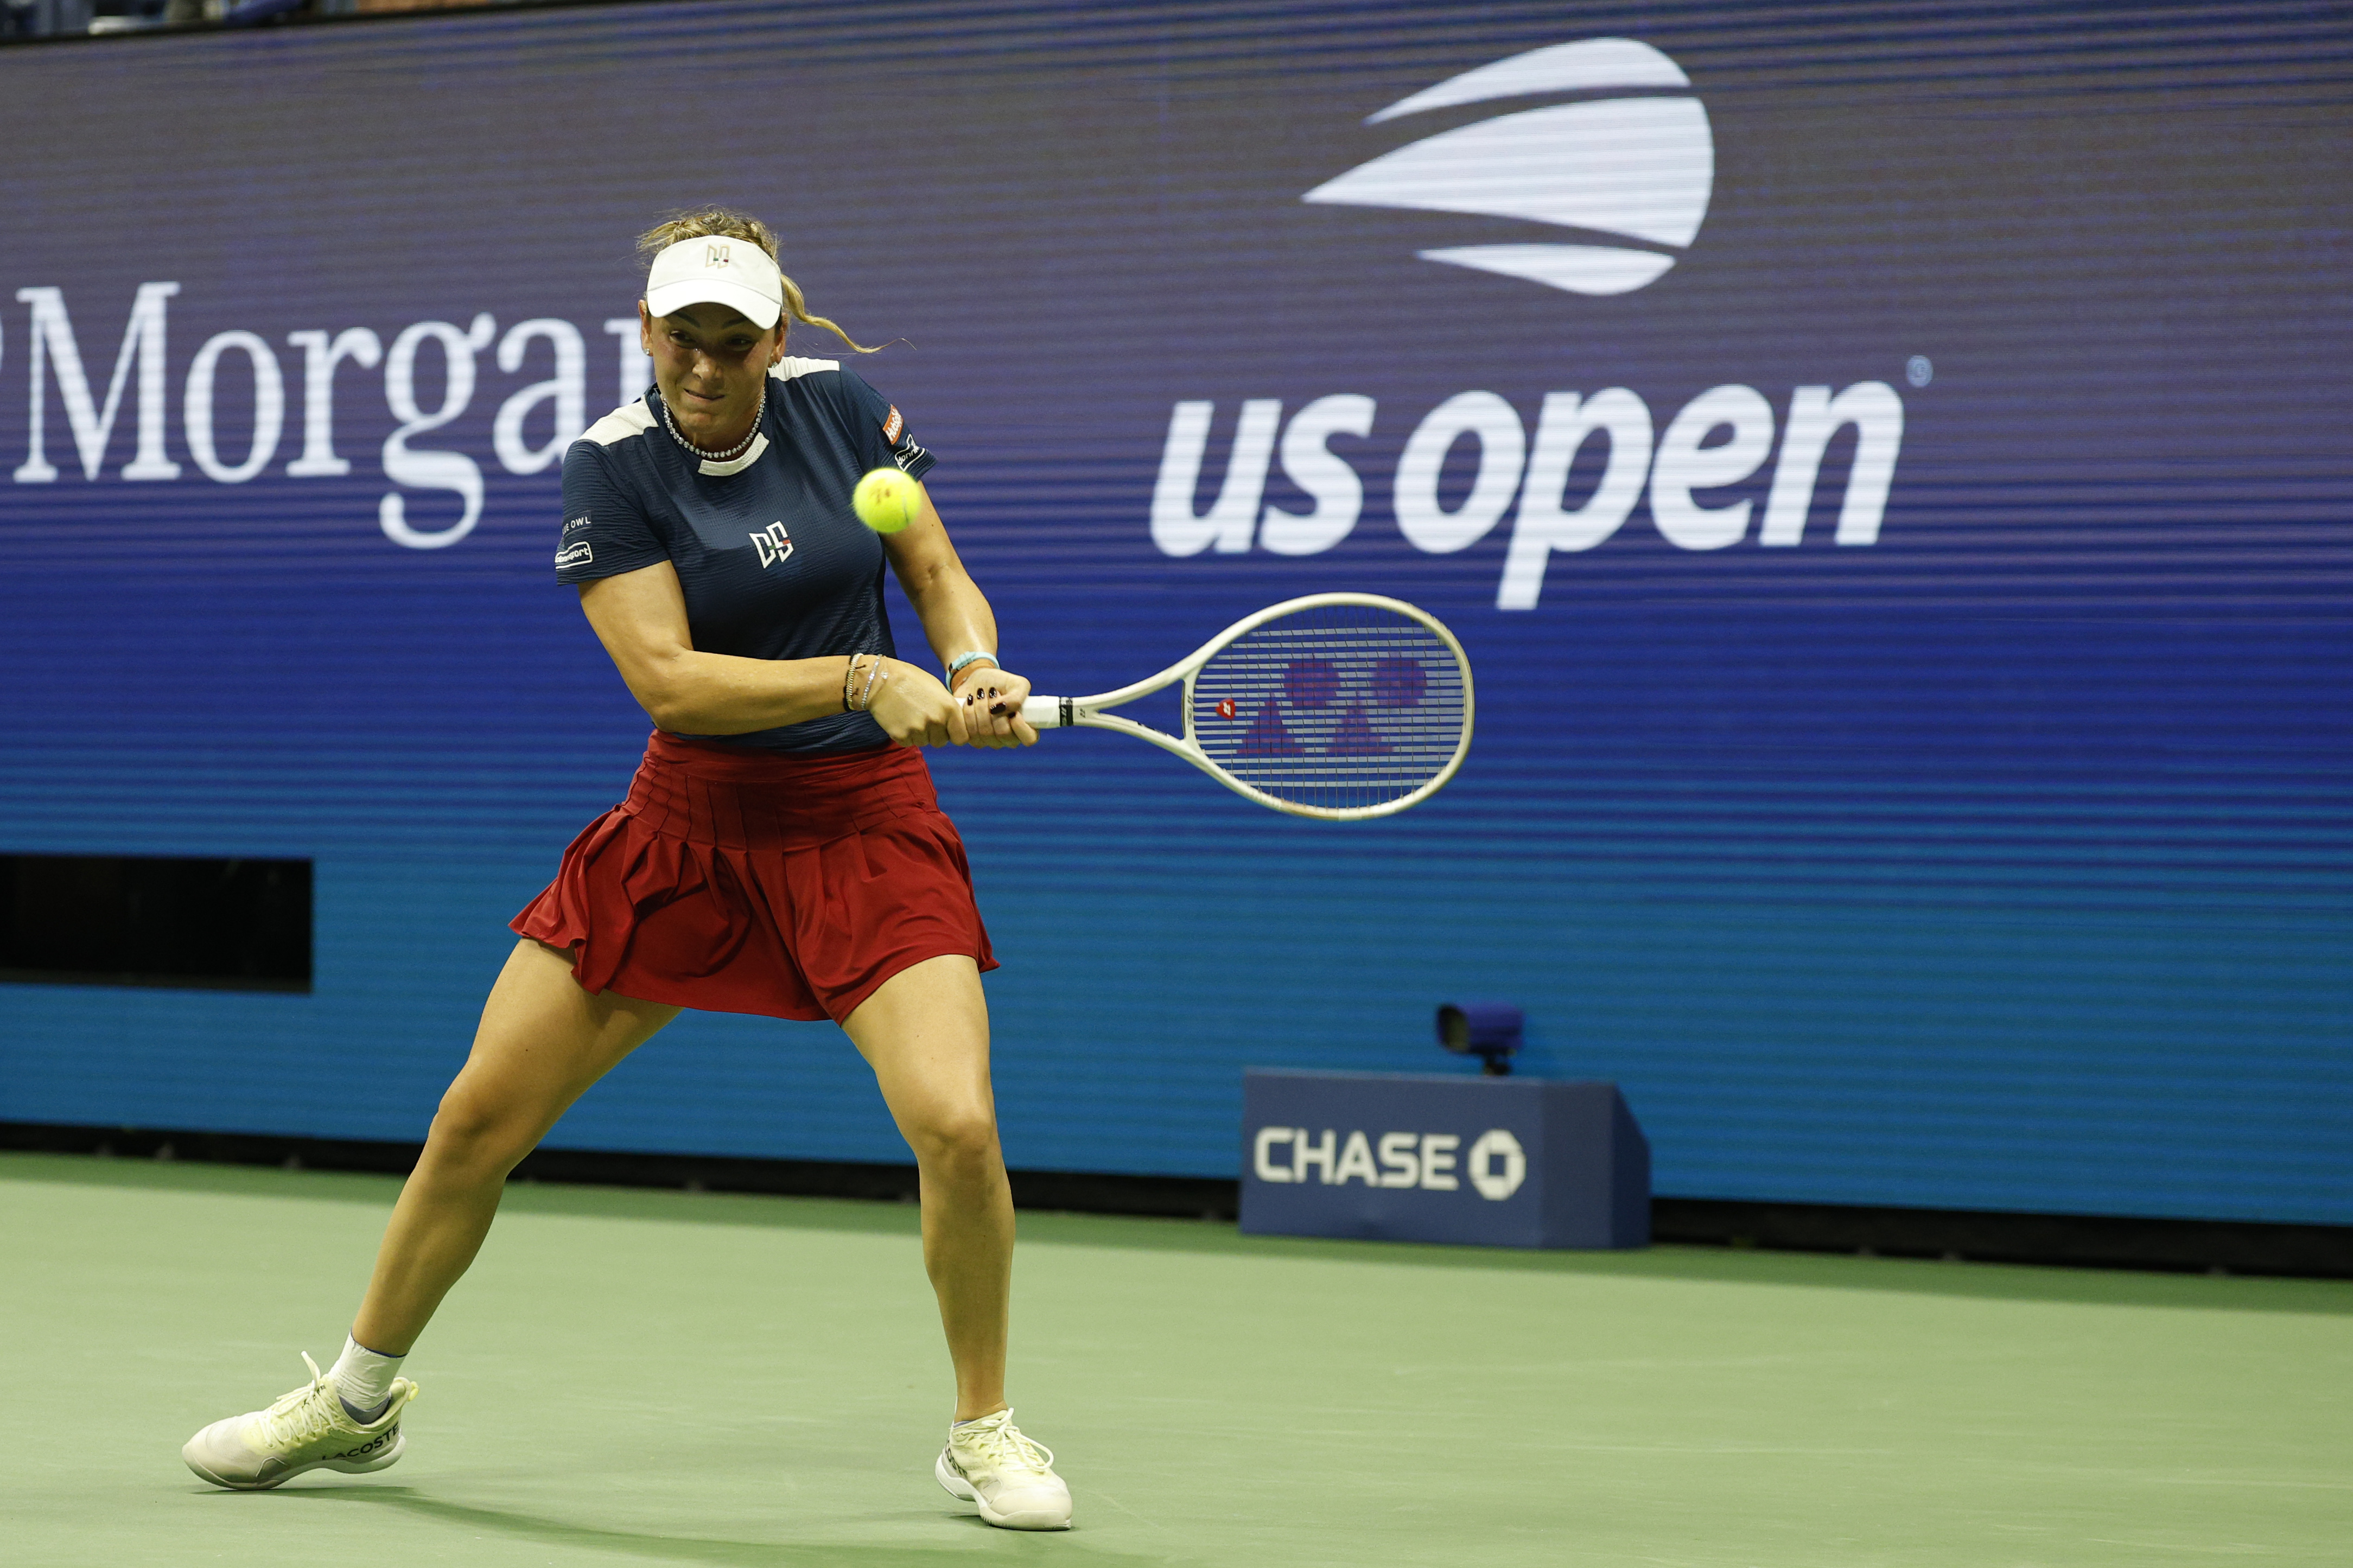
[[1020, 593, 1472, 820]]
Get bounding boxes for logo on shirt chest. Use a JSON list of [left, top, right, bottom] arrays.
[[750, 521, 795, 568]]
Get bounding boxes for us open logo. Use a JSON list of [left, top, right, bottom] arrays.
[[1152, 35, 1904, 604], [1303, 37, 1713, 297]]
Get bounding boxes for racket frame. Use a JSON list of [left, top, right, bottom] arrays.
[[1020, 591, 1474, 821]]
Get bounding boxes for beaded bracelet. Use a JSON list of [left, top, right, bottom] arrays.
[[857, 655, 886, 712]]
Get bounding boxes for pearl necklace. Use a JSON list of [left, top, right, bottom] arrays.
[[658, 378, 766, 465]]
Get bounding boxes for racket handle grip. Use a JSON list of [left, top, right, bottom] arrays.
[[1021, 696, 1071, 729]]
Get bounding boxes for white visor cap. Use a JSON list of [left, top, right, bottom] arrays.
[[644, 235, 785, 330]]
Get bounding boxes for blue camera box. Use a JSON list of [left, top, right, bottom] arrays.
[[1239, 1070, 1650, 1250]]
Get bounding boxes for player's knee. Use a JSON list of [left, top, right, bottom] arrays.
[[425, 1082, 540, 1177], [909, 1105, 1000, 1173]]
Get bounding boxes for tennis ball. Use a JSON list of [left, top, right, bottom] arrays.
[[852, 467, 923, 533]]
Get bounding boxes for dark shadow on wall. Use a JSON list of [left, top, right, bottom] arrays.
[[0, 854, 311, 992]]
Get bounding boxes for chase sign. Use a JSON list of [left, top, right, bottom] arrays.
[[1239, 1070, 1650, 1250]]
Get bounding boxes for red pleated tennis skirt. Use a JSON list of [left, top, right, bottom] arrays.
[[511, 730, 996, 1023]]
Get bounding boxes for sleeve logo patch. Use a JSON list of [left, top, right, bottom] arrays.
[[555, 541, 594, 568], [563, 515, 592, 534], [881, 405, 905, 443]]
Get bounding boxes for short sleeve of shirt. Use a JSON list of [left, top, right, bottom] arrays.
[[832, 368, 936, 483], [555, 438, 670, 584]]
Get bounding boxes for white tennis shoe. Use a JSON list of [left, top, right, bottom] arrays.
[[182, 1352, 417, 1490], [935, 1408, 1072, 1530]]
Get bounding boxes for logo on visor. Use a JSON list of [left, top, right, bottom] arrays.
[[705, 243, 732, 268], [1302, 37, 1713, 297], [751, 521, 794, 568]]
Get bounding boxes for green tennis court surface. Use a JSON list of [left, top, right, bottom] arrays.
[[4, 1152, 2346, 1567]]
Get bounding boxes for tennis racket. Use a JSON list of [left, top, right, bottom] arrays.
[[1019, 592, 1473, 820]]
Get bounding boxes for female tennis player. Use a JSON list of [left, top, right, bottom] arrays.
[[182, 211, 1071, 1531]]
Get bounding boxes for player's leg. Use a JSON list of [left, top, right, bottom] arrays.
[[351, 938, 680, 1352], [842, 954, 1070, 1531], [183, 939, 678, 1490], [842, 954, 1012, 1418]]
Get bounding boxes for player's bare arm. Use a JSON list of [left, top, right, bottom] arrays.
[[882, 492, 1039, 750], [577, 562, 972, 748]]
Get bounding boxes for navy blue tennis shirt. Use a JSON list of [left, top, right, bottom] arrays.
[[555, 356, 934, 754]]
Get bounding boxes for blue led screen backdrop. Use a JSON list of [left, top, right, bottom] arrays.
[[1, 2, 2348, 1223]]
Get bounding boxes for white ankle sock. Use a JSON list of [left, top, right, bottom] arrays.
[[329, 1335, 405, 1418]]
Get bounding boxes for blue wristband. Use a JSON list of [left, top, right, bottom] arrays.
[[946, 651, 999, 683]]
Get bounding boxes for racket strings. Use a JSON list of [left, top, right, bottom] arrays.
[[1190, 607, 1468, 812]]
